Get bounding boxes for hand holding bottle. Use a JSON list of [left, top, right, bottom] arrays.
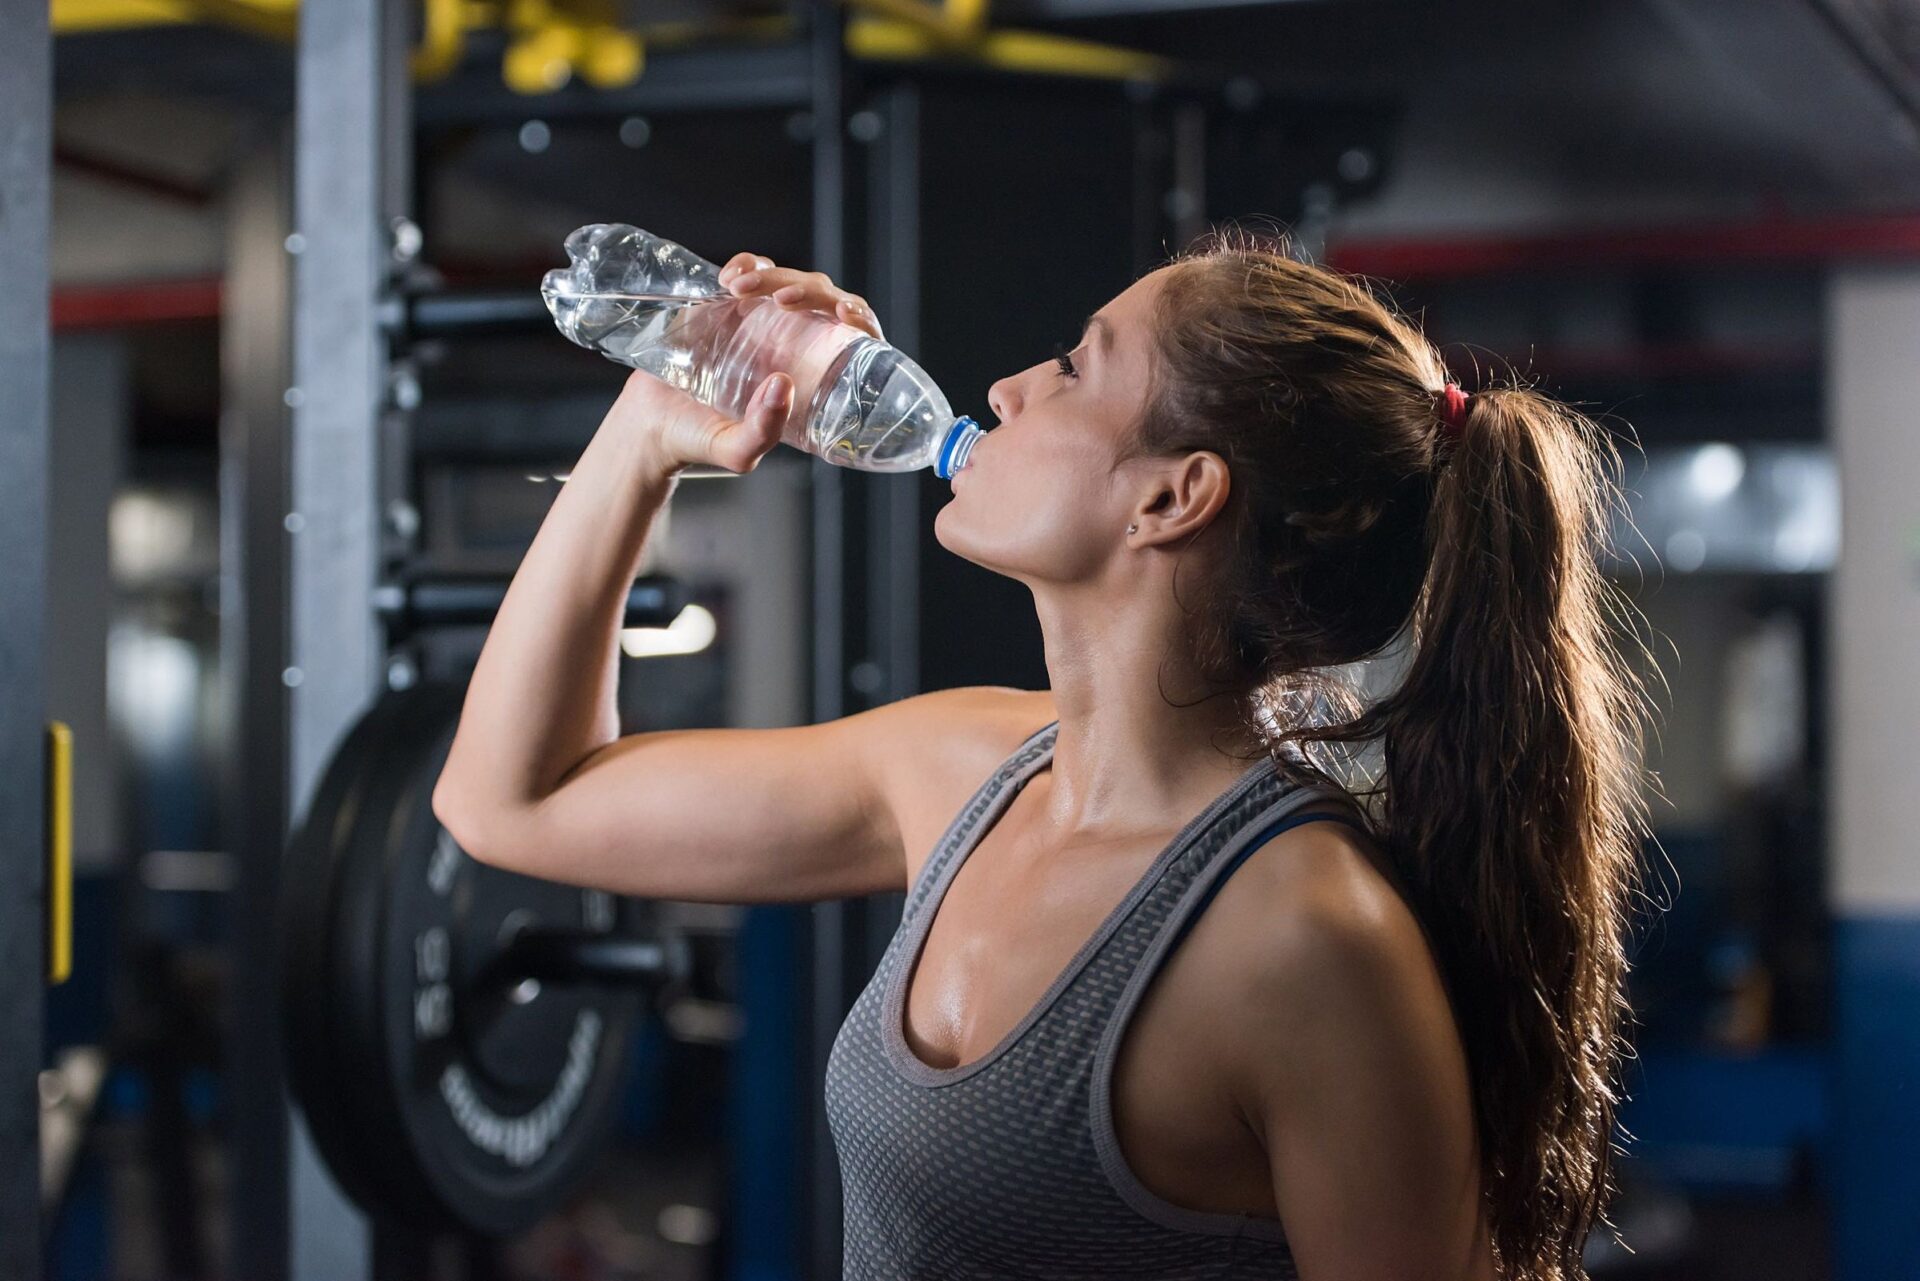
[[602, 249, 890, 475], [543, 225, 982, 478], [610, 363, 795, 477]]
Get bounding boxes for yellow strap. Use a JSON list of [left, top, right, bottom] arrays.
[[47, 722, 73, 987]]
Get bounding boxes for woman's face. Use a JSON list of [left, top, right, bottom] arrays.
[[933, 268, 1173, 586]]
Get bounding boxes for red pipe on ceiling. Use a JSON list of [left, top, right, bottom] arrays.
[[51, 212, 1920, 332], [47, 260, 516, 331], [1326, 211, 1920, 279], [52, 278, 223, 331]]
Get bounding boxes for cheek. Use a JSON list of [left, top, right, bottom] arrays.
[[936, 431, 1123, 577], [1010, 420, 1110, 491]]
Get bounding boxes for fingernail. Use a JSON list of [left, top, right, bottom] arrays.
[[719, 264, 738, 282], [754, 257, 773, 270], [732, 270, 761, 290], [774, 284, 804, 303]]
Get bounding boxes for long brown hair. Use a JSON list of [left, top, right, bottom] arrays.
[[1133, 226, 1654, 1280]]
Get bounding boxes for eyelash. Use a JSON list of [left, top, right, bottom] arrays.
[[1052, 342, 1079, 380]]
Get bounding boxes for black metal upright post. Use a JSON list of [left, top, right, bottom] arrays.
[[222, 135, 299, 1281], [858, 75, 925, 956], [864, 77, 923, 710], [805, 0, 855, 1274], [0, 1, 50, 1275]]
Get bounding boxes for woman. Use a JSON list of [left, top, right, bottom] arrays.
[[434, 226, 1651, 1281]]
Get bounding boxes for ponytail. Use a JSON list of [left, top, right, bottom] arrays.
[[1294, 386, 1652, 1279]]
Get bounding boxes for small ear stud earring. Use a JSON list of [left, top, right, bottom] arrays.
[[1126, 523, 1138, 534]]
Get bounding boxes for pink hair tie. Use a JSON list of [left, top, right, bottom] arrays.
[[1438, 381, 1471, 435]]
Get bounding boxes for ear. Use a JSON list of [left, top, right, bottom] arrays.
[[1133, 450, 1231, 544]]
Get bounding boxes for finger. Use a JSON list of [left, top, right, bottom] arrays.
[[719, 253, 774, 283], [725, 264, 794, 295], [724, 267, 885, 338], [727, 265, 835, 298], [758, 371, 793, 421], [738, 371, 792, 436], [718, 253, 775, 284], [718, 373, 793, 473], [835, 295, 884, 340]]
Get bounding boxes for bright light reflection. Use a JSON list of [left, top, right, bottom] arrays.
[[620, 603, 717, 658], [1689, 443, 1745, 502]]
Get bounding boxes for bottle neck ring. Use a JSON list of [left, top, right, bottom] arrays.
[[935, 417, 983, 480]]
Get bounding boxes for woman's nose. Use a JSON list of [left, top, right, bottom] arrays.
[[987, 375, 1019, 425]]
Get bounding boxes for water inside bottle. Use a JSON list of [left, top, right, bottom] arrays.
[[546, 288, 951, 471], [543, 291, 709, 368]]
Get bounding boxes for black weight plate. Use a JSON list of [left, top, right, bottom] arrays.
[[325, 699, 442, 1221], [289, 685, 643, 1237], [281, 689, 422, 1218]]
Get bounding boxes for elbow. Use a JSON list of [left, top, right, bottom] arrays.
[[429, 773, 462, 839], [432, 772, 514, 871], [430, 773, 479, 856]]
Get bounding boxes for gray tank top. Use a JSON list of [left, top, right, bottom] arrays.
[[826, 719, 1358, 1279]]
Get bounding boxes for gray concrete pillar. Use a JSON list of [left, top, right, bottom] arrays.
[[1825, 263, 1920, 1280]]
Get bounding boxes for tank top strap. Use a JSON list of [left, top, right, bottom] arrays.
[[1082, 781, 1364, 1041], [1053, 771, 1343, 1039], [1101, 778, 1362, 969], [900, 719, 1059, 927]]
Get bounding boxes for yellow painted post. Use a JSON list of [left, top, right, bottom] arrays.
[[46, 721, 72, 986]]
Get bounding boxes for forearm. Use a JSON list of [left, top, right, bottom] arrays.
[[440, 407, 680, 813]]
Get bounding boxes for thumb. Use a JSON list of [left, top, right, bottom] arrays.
[[753, 371, 794, 428], [714, 372, 794, 474]]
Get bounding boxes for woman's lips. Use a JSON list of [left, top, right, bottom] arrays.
[[956, 438, 983, 481]]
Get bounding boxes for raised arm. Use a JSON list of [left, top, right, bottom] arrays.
[[432, 254, 1037, 903]]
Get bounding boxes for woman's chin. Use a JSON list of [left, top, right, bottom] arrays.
[[931, 496, 960, 548], [931, 498, 983, 563]]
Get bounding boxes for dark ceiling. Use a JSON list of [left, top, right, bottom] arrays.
[[48, 0, 1920, 233]]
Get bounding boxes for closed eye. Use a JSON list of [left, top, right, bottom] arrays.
[[1052, 342, 1079, 380]]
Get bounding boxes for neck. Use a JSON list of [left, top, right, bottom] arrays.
[[1027, 581, 1263, 842]]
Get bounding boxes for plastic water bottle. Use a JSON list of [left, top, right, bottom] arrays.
[[541, 224, 984, 478]]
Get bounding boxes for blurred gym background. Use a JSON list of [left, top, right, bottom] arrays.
[[6, 0, 1920, 1279]]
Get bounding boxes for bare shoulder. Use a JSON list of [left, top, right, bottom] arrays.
[[860, 685, 1056, 877], [864, 684, 1056, 783], [1188, 814, 1489, 1278], [1176, 810, 1458, 1086]]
